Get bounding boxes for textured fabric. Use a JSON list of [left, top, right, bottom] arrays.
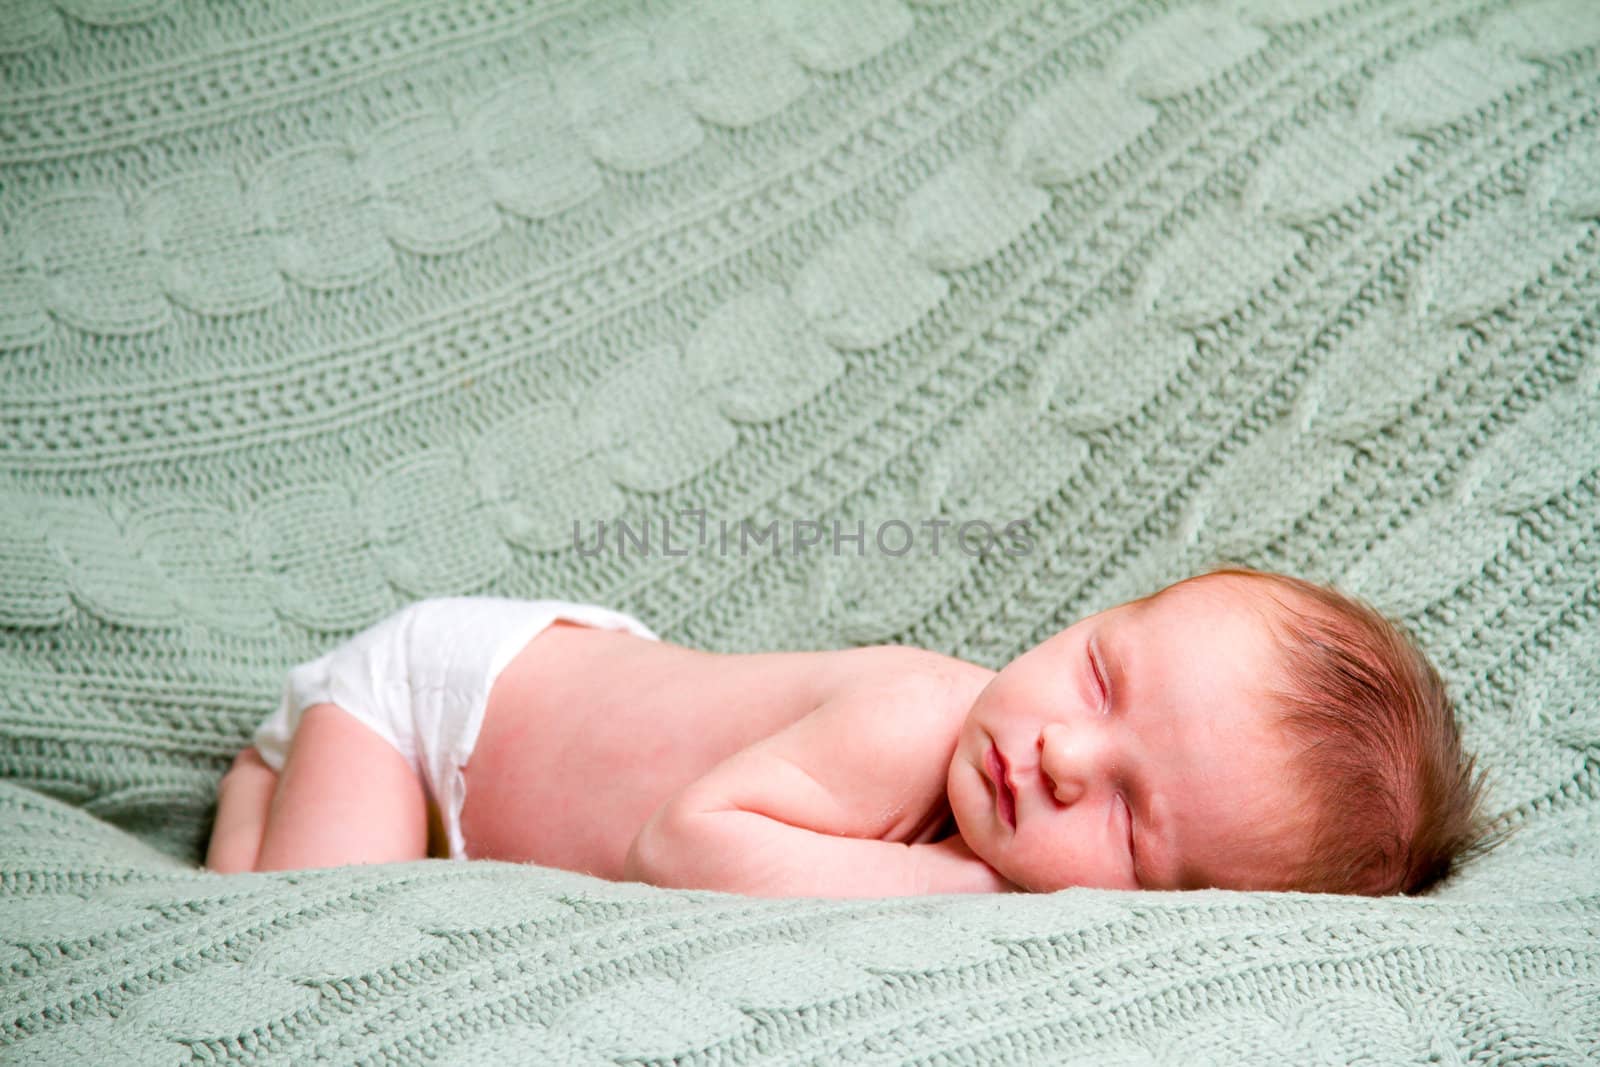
[[2, 0, 1598, 1063]]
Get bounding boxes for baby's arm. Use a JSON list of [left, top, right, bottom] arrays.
[[624, 664, 1013, 898]]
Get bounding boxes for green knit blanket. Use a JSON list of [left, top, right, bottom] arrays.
[[3, 0, 1597, 1062]]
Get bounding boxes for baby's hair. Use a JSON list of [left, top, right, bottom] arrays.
[[1180, 566, 1501, 896]]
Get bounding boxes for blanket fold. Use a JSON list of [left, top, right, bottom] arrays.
[[2, 0, 1596, 1062]]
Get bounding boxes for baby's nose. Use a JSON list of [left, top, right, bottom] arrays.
[[1038, 724, 1087, 806]]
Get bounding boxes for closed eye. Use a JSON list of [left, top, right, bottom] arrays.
[[1088, 641, 1109, 712], [1118, 794, 1139, 885]]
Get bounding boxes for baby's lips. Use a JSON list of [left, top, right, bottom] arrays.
[[986, 743, 1017, 828]]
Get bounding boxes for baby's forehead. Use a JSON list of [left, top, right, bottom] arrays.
[[1045, 582, 1305, 687], [1015, 575, 1299, 662], [1102, 574, 1282, 627], [1146, 573, 1313, 641]]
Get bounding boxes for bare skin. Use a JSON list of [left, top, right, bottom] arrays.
[[209, 622, 1004, 894], [457, 624, 993, 883], [208, 574, 1309, 898]]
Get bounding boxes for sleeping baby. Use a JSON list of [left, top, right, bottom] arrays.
[[206, 566, 1493, 897]]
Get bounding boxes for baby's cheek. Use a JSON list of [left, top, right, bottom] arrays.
[[945, 777, 983, 848], [1022, 824, 1125, 892]]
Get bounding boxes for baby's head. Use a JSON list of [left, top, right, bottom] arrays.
[[948, 566, 1495, 896]]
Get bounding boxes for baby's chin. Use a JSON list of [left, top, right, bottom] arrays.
[[947, 797, 1024, 889]]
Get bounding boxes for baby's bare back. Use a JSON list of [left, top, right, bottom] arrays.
[[459, 623, 977, 880]]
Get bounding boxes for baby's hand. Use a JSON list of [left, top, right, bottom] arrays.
[[913, 835, 1020, 894]]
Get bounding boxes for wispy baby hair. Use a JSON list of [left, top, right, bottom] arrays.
[[1191, 565, 1500, 896]]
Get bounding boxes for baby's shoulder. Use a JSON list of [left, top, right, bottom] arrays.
[[835, 644, 994, 714], [896, 643, 992, 682]]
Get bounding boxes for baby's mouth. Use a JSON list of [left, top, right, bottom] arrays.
[[986, 744, 1016, 829]]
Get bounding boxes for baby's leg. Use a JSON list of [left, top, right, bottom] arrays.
[[253, 703, 428, 871], [205, 747, 279, 873]]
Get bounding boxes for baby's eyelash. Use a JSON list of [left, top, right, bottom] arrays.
[[1126, 799, 1139, 876], [1088, 644, 1108, 706], [1121, 796, 1138, 879]]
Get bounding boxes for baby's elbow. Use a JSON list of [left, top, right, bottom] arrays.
[[626, 807, 767, 895], [621, 834, 648, 884], [623, 812, 671, 885], [623, 804, 708, 888]]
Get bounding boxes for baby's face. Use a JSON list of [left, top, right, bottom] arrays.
[[948, 574, 1306, 892]]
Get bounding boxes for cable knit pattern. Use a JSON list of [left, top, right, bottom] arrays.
[[3, 0, 1598, 1062]]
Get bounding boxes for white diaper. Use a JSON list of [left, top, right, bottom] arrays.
[[251, 596, 659, 861]]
